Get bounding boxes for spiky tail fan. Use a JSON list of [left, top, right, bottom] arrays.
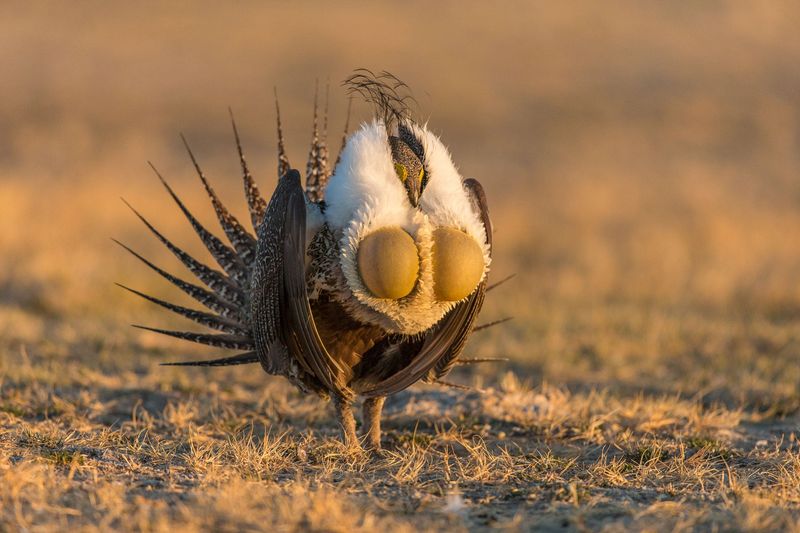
[[117, 97, 347, 367]]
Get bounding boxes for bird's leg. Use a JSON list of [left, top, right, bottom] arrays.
[[361, 396, 385, 450], [333, 394, 359, 449]]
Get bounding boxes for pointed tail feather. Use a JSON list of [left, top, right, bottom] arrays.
[[148, 162, 246, 285], [322, 79, 331, 180], [113, 239, 245, 323], [160, 351, 259, 367], [132, 324, 254, 350], [431, 379, 485, 394], [473, 317, 513, 333], [229, 109, 268, 232], [487, 273, 516, 292], [455, 357, 509, 365], [274, 87, 291, 179], [180, 132, 257, 265], [322, 79, 329, 143], [116, 282, 248, 336], [121, 198, 246, 309], [305, 81, 330, 202], [334, 97, 352, 171]]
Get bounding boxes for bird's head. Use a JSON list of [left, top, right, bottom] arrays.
[[322, 71, 491, 334], [389, 130, 427, 208], [340, 69, 433, 209]]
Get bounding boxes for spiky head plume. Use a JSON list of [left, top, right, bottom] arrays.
[[342, 69, 417, 131]]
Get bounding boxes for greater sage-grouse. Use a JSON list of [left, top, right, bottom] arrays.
[[118, 70, 506, 449]]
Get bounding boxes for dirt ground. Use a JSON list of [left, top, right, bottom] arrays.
[[1, 2, 800, 531]]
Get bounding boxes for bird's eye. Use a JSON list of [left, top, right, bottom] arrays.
[[394, 163, 408, 182]]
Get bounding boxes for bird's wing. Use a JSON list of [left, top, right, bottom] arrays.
[[250, 169, 352, 398], [248, 169, 296, 376], [279, 170, 355, 399], [359, 178, 492, 398], [430, 178, 492, 379]]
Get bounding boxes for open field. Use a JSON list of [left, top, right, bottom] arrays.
[[1, 2, 800, 531]]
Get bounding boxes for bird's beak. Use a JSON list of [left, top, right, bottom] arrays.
[[405, 172, 422, 208]]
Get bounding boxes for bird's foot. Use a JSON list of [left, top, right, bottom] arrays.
[[364, 437, 382, 453], [334, 393, 359, 450], [367, 447, 388, 460], [361, 396, 385, 456]]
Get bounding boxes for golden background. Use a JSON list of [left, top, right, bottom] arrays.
[[2, 3, 800, 530]]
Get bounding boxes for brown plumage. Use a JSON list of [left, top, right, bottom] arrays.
[[117, 71, 504, 450]]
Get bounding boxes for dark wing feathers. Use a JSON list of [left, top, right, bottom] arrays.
[[246, 168, 342, 394], [280, 173, 353, 398], [359, 285, 486, 398], [249, 168, 295, 375], [431, 178, 493, 378]]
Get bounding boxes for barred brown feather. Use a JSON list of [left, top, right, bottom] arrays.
[[116, 283, 248, 336], [181, 130, 257, 266], [114, 239, 246, 323], [304, 82, 330, 202], [122, 199, 246, 309]]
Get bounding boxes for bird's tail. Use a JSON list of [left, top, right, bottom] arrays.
[[117, 90, 349, 366]]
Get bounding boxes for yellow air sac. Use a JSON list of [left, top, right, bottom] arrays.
[[357, 227, 419, 299], [432, 227, 484, 301]]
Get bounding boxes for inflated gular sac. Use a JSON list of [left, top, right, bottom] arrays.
[[432, 227, 484, 301], [357, 227, 419, 299]]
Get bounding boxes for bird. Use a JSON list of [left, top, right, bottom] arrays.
[[117, 70, 509, 450]]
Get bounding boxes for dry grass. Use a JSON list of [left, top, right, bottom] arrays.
[[2, 2, 800, 531]]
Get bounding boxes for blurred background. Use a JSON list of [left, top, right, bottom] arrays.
[[1, 1, 799, 401]]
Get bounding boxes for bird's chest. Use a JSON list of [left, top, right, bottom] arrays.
[[308, 296, 385, 371], [305, 224, 385, 371], [306, 222, 344, 300]]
